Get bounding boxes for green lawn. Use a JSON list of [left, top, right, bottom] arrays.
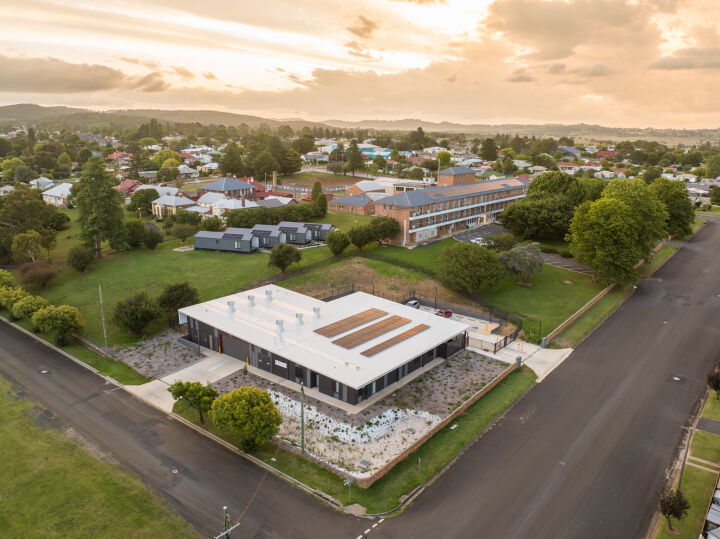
[[697, 205, 720, 215], [655, 465, 716, 539], [643, 245, 678, 277], [282, 171, 353, 185], [0, 374, 197, 538], [482, 265, 604, 340], [37, 239, 336, 346], [317, 211, 373, 231], [539, 239, 571, 253], [175, 366, 536, 514], [691, 431, 720, 464], [48, 208, 104, 264], [703, 396, 720, 422], [362, 238, 457, 275], [549, 285, 629, 348]]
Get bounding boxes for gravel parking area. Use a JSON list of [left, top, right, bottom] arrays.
[[454, 223, 509, 243], [115, 330, 205, 379]]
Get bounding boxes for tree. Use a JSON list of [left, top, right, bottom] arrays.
[[67, 245, 95, 272], [407, 168, 424, 180], [343, 140, 365, 176], [211, 387, 282, 452], [499, 195, 576, 240], [480, 138, 498, 161], [0, 269, 15, 288], [129, 188, 159, 217], [11, 230, 42, 262], [373, 155, 387, 170], [311, 181, 322, 201], [0, 286, 28, 311], [437, 243, 506, 294], [19, 259, 56, 287], [199, 216, 225, 232], [112, 292, 160, 335], [281, 149, 303, 175], [125, 219, 146, 248], [72, 157, 127, 258], [152, 149, 181, 168], [436, 151, 452, 168], [642, 165, 662, 184], [269, 243, 302, 272], [11, 295, 49, 321], [569, 199, 643, 284], [712, 185, 720, 206], [168, 381, 218, 423], [290, 135, 315, 155], [489, 232, 518, 252], [31, 305, 85, 346], [527, 172, 585, 207], [158, 282, 199, 327], [499, 243, 543, 284], [370, 216, 401, 245], [172, 223, 195, 243], [174, 209, 201, 226], [708, 369, 720, 400], [649, 177, 695, 237], [347, 225, 373, 250], [157, 166, 180, 184], [602, 179, 667, 258], [657, 487, 690, 532], [143, 227, 163, 250], [252, 151, 279, 182], [315, 193, 328, 217], [578, 176, 606, 202], [219, 142, 245, 176], [707, 154, 720, 179], [38, 227, 57, 262], [326, 230, 350, 255]]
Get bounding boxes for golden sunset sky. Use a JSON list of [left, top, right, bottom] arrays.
[[2, 0, 720, 127]]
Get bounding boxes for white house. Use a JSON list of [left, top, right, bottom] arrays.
[[211, 198, 259, 217], [42, 183, 73, 207], [29, 177, 55, 190], [178, 165, 199, 179]]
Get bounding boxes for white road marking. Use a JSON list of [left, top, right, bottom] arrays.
[[365, 529, 371, 534], [372, 523, 378, 528], [379, 519, 384, 523]]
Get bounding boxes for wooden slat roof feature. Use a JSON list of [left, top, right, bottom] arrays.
[[314, 308, 387, 337], [331, 315, 410, 349], [360, 324, 431, 357]]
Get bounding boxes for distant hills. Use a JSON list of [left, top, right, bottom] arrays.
[[0, 104, 718, 143]]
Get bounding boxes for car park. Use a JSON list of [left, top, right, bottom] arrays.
[[406, 300, 420, 309], [435, 309, 453, 318]]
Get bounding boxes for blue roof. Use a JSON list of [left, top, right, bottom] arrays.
[[377, 177, 527, 208], [332, 194, 372, 206], [439, 166, 476, 175], [202, 177, 253, 191]]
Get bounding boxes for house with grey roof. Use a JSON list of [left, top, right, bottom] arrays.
[[29, 176, 55, 190], [135, 185, 179, 197], [558, 146, 582, 158], [251, 224, 286, 248], [199, 176, 254, 199], [151, 194, 196, 219], [42, 182, 73, 207], [277, 222, 313, 244], [328, 194, 376, 216], [194, 228, 259, 254], [437, 166, 476, 187]]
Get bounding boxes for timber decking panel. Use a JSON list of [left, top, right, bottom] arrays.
[[314, 308, 387, 337], [360, 324, 430, 357], [331, 315, 410, 349]]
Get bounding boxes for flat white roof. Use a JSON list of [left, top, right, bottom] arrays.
[[178, 284, 468, 389]]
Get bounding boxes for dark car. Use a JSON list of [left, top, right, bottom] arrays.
[[435, 309, 452, 318]]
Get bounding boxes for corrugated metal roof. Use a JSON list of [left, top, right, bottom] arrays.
[[203, 177, 254, 191], [438, 166, 476, 175], [331, 194, 372, 206], [377, 178, 526, 208]]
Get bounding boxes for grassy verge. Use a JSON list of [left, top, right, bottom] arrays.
[[175, 366, 536, 514], [642, 245, 678, 277], [548, 285, 629, 348], [691, 431, 720, 464], [655, 465, 716, 539], [0, 373, 197, 537], [704, 396, 720, 422], [1, 312, 148, 385], [696, 206, 720, 215], [315, 212, 373, 231]]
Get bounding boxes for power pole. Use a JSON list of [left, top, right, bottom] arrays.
[[98, 284, 108, 349], [223, 506, 230, 538], [301, 382, 306, 453]]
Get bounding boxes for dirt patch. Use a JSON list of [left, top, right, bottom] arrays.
[[563, 280, 573, 284], [283, 175, 351, 188], [65, 427, 117, 464], [115, 329, 205, 379]]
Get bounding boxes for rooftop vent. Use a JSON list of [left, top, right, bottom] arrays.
[[247, 295, 254, 307], [276, 320, 284, 333], [313, 306, 321, 319], [296, 313, 303, 325], [266, 290, 273, 302], [227, 300, 235, 313]]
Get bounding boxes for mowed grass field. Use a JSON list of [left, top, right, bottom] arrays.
[[0, 374, 197, 538]]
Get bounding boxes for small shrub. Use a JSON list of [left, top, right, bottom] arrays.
[[540, 245, 558, 254], [559, 249, 573, 258], [11, 295, 49, 320], [67, 245, 95, 272], [19, 260, 56, 287]]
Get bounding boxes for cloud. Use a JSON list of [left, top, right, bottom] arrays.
[[346, 15, 378, 39], [546, 63, 566, 74], [203, 71, 218, 80], [445, 74, 456, 83], [118, 57, 159, 69], [170, 66, 195, 80], [572, 64, 611, 77], [0, 54, 127, 93], [129, 71, 170, 92], [507, 68, 535, 83], [345, 41, 376, 60], [650, 48, 720, 70]]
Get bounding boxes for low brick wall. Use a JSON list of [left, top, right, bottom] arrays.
[[545, 284, 615, 344], [357, 362, 518, 489]]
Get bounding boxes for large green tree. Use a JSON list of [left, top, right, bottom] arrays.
[[569, 198, 643, 284], [72, 157, 127, 258], [498, 243, 543, 284], [129, 188, 159, 216], [480, 138, 498, 161], [280, 149, 303, 176], [325, 230, 350, 255], [31, 304, 85, 346], [211, 387, 282, 452], [168, 381, 218, 423], [268, 243, 302, 272], [343, 140, 365, 176], [158, 282, 199, 327], [649, 177, 694, 237], [369, 216, 401, 245], [252, 151, 279, 182], [112, 292, 160, 335], [437, 243, 506, 294], [219, 142, 245, 176]]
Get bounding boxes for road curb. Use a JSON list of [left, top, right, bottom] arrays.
[[0, 316, 122, 389]]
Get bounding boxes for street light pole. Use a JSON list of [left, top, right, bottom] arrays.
[[301, 381, 306, 453], [223, 506, 230, 538], [98, 284, 108, 349]]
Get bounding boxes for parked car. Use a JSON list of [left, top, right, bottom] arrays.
[[471, 237, 492, 247], [435, 309, 452, 318], [406, 300, 420, 309]]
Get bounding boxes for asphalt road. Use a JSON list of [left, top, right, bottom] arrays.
[[2, 220, 719, 538]]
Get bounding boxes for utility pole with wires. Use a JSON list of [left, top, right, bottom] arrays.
[[98, 284, 108, 349]]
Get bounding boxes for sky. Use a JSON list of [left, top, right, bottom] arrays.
[[2, 0, 720, 128]]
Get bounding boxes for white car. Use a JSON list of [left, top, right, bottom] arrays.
[[471, 237, 492, 247]]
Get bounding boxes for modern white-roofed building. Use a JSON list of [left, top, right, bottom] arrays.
[[179, 285, 468, 406]]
